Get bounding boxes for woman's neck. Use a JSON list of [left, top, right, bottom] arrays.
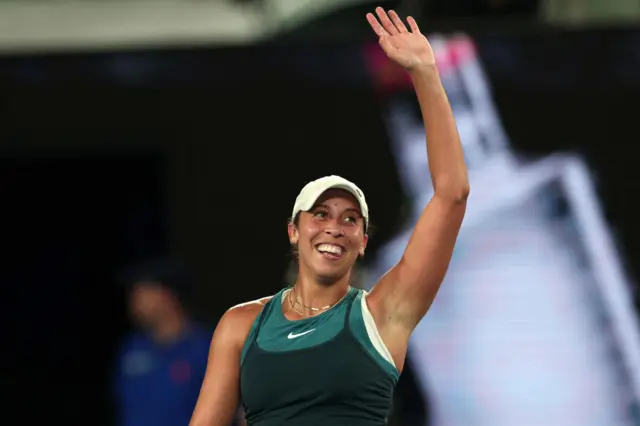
[[292, 273, 351, 311]]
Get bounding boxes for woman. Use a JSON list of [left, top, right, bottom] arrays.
[[189, 7, 469, 426]]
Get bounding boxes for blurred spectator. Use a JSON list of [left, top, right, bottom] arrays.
[[113, 258, 212, 426]]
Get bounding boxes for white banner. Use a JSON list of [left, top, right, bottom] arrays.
[[0, 0, 381, 54]]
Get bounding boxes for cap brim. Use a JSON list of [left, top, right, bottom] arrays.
[[297, 183, 362, 213]]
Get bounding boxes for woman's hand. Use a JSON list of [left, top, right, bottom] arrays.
[[366, 7, 435, 72]]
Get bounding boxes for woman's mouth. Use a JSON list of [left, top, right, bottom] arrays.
[[315, 243, 345, 260]]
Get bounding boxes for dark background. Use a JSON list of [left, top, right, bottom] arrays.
[[2, 18, 640, 424]]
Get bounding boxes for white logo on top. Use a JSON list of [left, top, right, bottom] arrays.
[[287, 329, 316, 339]]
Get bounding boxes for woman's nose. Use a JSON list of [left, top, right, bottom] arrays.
[[324, 222, 344, 237]]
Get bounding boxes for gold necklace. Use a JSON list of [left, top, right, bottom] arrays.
[[288, 294, 309, 317], [288, 286, 350, 317]]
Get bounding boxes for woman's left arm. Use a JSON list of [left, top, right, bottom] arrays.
[[367, 8, 470, 333]]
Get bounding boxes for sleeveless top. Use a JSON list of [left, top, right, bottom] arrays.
[[240, 287, 399, 426]]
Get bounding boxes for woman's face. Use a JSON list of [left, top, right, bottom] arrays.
[[288, 189, 368, 284]]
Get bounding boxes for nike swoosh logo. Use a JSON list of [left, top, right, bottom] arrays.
[[287, 329, 316, 339]]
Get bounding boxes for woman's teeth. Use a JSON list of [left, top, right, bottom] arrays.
[[317, 244, 343, 255]]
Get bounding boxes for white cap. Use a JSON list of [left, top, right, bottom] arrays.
[[291, 175, 369, 230]]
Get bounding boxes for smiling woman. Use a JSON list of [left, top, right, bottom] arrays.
[[288, 176, 369, 289], [189, 6, 468, 426]]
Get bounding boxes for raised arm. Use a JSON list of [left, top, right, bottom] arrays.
[[189, 304, 260, 426], [367, 8, 469, 333]]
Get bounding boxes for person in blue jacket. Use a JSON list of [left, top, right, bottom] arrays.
[[113, 258, 212, 426]]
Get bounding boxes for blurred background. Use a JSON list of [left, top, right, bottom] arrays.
[[2, 0, 640, 425]]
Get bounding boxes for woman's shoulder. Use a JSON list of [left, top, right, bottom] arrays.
[[229, 295, 274, 321], [207, 295, 278, 362], [217, 294, 276, 340]]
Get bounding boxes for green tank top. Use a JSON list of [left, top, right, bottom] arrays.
[[240, 287, 399, 426]]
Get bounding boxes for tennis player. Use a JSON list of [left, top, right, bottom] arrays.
[[189, 7, 469, 426]]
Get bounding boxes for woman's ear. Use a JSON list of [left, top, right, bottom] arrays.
[[360, 234, 369, 256], [288, 222, 299, 245]]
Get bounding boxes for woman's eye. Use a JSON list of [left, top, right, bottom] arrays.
[[314, 211, 326, 217], [345, 217, 356, 223]]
